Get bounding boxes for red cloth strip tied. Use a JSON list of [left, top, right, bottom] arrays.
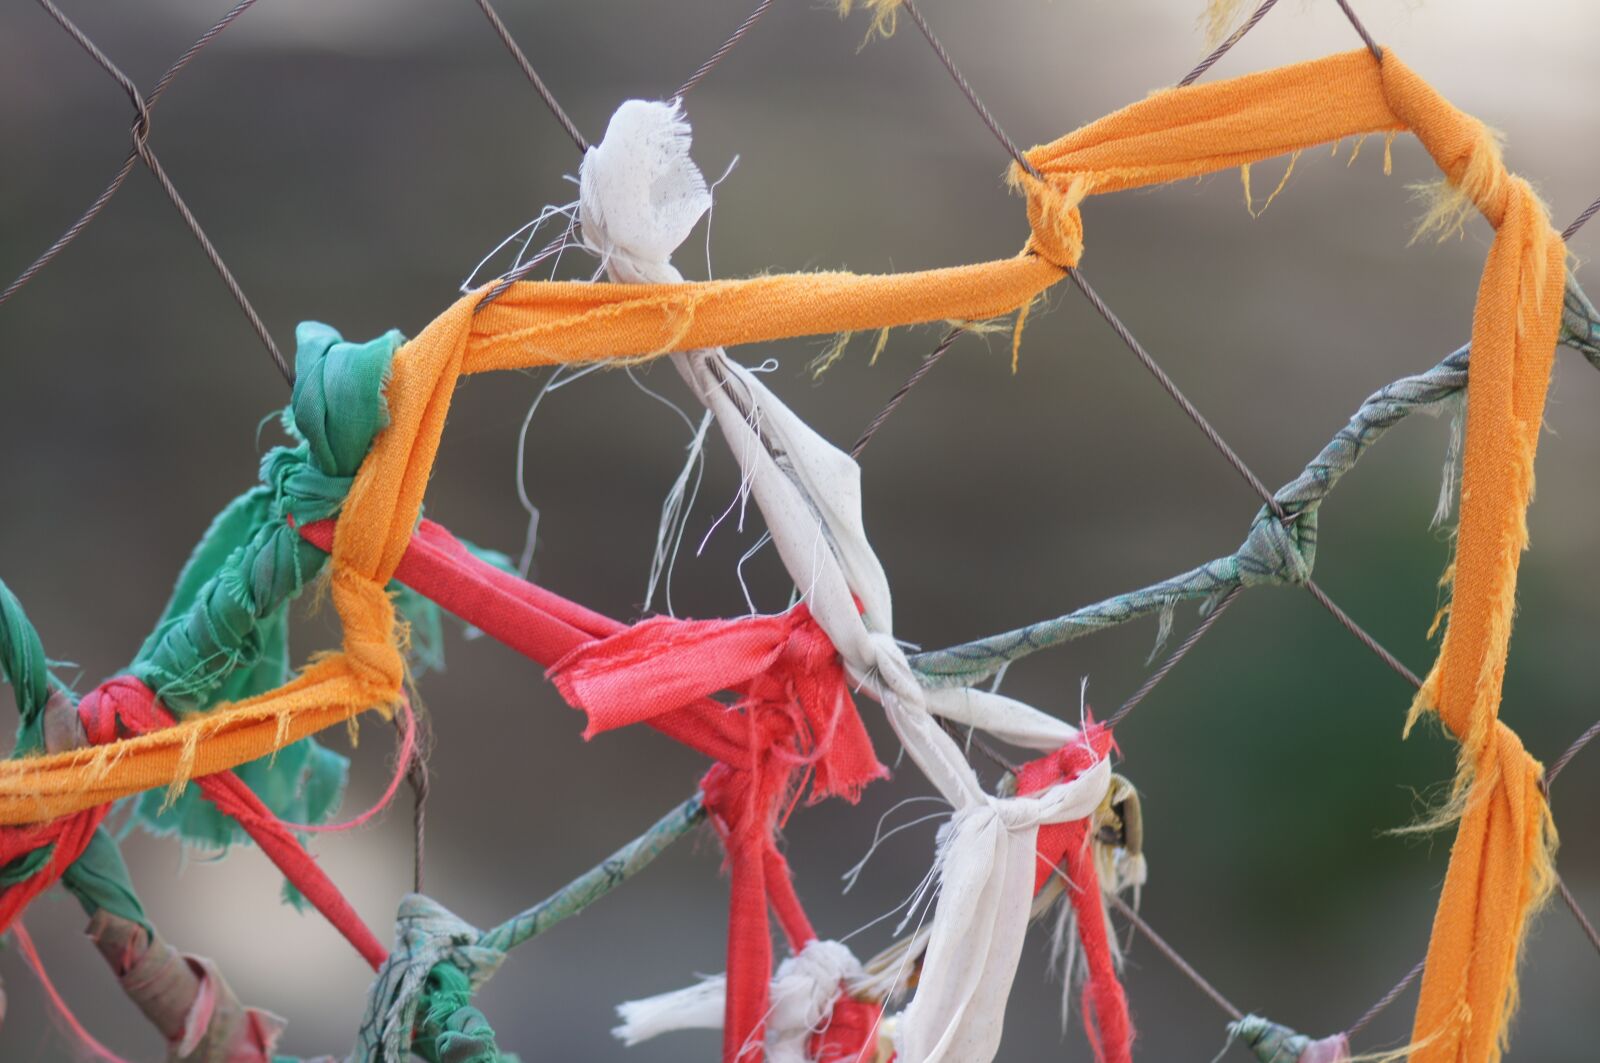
[[1017, 722, 1131, 1063], [299, 516, 751, 766], [302, 517, 889, 1063], [0, 677, 387, 971], [551, 607, 887, 1063], [0, 805, 105, 939]]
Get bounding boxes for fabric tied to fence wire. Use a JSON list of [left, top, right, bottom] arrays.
[[578, 99, 1119, 1063], [1017, 724, 1131, 1063], [0, 44, 1566, 1063], [551, 606, 886, 1063]]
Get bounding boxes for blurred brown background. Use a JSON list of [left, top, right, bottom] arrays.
[[1, 1, 1597, 1059]]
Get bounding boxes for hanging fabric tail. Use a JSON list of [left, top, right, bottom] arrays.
[[1018, 723, 1132, 1063], [1373, 61, 1566, 1063]]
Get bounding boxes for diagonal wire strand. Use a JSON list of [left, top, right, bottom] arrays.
[[1181, 0, 1283, 87], [28, 0, 289, 384], [1106, 587, 1241, 729], [4, 2, 256, 288], [1, 0, 260, 311], [852, 0, 1284, 509], [472, 0, 588, 153], [1108, 892, 1244, 1022], [677, 0, 779, 99], [1564, 194, 1600, 241], [1346, 957, 1425, 1038], [897, 0, 1039, 178], [851, 328, 961, 457], [1333, 0, 1385, 60]]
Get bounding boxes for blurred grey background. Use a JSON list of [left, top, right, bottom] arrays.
[[1, 0, 1597, 1059]]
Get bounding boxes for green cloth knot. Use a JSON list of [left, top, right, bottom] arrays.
[[354, 894, 511, 1063], [1234, 505, 1317, 587], [128, 323, 400, 847], [1224, 1015, 1349, 1063]]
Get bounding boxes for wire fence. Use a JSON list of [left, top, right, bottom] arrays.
[[4, 0, 1598, 1058]]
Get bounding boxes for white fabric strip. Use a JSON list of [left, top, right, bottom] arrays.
[[578, 99, 1111, 1063]]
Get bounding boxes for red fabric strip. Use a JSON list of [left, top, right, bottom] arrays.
[[0, 808, 105, 936], [301, 517, 747, 765], [1018, 724, 1132, 1063], [811, 997, 885, 1063], [81, 678, 388, 971], [551, 604, 885, 1063], [0, 677, 387, 978], [302, 515, 888, 1063], [13, 921, 133, 1063]]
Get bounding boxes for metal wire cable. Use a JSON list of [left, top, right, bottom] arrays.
[[1564, 194, 1600, 241], [1180, 0, 1283, 87], [1108, 892, 1244, 1023], [32, 0, 289, 386], [472, 0, 588, 154], [1544, 716, 1600, 788], [1345, 957, 1425, 1038], [1106, 587, 1241, 730], [1559, 879, 1600, 956], [851, 0, 1285, 520], [850, 328, 962, 457], [897, 0, 1040, 180], [1303, 580, 1425, 688], [11, 1, 289, 384], [1, 0, 258, 310], [677, 0, 780, 99], [1333, 0, 1385, 61], [1068, 269, 1284, 510]]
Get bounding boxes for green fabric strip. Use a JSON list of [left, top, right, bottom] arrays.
[[129, 323, 399, 846]]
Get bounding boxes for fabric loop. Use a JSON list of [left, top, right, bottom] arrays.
[[1018, 726, 1132, 1063]]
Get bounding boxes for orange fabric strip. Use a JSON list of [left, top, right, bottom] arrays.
[[0, 48, 1564, 1062]]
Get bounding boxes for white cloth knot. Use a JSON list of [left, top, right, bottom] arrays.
[[579, 99, 709, 282]]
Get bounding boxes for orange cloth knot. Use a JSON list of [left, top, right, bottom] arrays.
[[1013, 168, 1091, 269], [330, 567, 405, 695]]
